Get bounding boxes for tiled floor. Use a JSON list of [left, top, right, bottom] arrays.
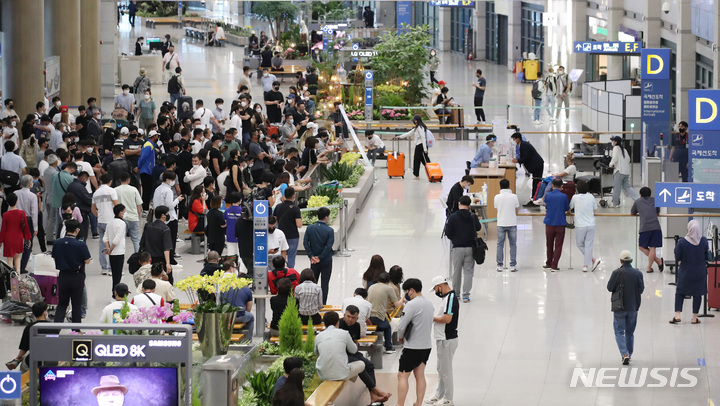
[[1, 16, 717, 406]]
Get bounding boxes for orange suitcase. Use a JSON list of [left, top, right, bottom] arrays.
[[388, 151, 405, 178], [425, 161, 443, 182]]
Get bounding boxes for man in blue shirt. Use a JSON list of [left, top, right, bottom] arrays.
[[138, 130, 159, 211], [220, 260, 254, 337], [52, 220, 92, 323], [470, 134, 496, 168], [303, 207, 334, 304], [543, 178, 569, 271]]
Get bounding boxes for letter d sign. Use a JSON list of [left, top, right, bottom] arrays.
[[647, 55, 663, 75], [641, 49, 670, 80], [689, 90, 720, 130]]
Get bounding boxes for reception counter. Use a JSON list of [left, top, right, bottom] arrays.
[[468, 167, 506, 219]]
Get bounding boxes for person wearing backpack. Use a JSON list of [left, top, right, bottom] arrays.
[[267, 256, 300, 294], [543, 67, 557, 121], [167, 67, 185, 105], [531, 78, 544, 124]]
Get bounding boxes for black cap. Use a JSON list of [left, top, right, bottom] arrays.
[[212, 134, 223, 142], [178, 140, 190, 149], [40, 114, 51, 122]]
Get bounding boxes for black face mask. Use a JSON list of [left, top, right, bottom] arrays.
[[679, 127, 687, 133], [268, 227, 276, 233], [274, 87, 280, 91], [62, 212, 73, 220], [434, 289, 443, 298], [129, 133, 137, 138]]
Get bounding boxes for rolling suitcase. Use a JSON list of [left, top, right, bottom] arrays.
[[388, 138, 405, 178], [425, 161, 443, 182], [33, 275, 58, 305], [708, 262, 720, 310]]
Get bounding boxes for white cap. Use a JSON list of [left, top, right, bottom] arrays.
[[138, 128, 145, 135], [620, 250, 633, 261], [429, 276, 450, 290], [148, 130, 159, 137], [120, 127, 129, 135]]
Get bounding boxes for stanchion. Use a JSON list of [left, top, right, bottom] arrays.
[[505, 104, 510, 125], [669, 235, 680, 286], [343, 199, 355, 252], [567, 225, 573, 270], [336, 199, 351, 257], [699, 293, 715, 318]]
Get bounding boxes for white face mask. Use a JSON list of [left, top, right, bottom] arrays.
[[123, 90, 129, 95], [55, 101, 61, 107], [73, 137, 79, 143], [144, 94, 150, 100], [11, 121, 16, 127], [303, 86, 308, 91], [87, 148, 94, 154], [241, 101, 247, 107], [431, 52, 436, 56], [263, 73, 269, 77], [169, 180, 176, 187], [256, 108, 262, 113], [95, 114, 101, 120], [217, 105, 223, 110]]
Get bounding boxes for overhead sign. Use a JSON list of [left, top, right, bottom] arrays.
[[573, 41, 642, 54], [689, 90, 720, 131], [689, 89, 720, 182], [430, 0, 475, 6], [641, 48, 671, 176], [641, 48, 671, 80], [0, 371, 21, 400], [655, 182, 720, 208], [253, 200, 268, 268]]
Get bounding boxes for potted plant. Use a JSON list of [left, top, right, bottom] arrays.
[[176, 272, 252, 358]]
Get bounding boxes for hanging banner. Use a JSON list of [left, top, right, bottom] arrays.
[[640, 49, 671, 166]]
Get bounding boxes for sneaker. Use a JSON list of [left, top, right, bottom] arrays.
[[622, 355, 630, 365], [383, 349, 396, 354], [92, 234, 100, 239], [101, 270, 109, 276], [497, 267, 503, 272], [436, 399, 454, 406], [592, 258, 601, 272], [81, 308, 87, 319], [542, 264, 551, 270], [174, 254, 183, 260], [533, 199, 545, 206], [551, 268, 558, 273], [424, 396, 440, 404], [510, 267, 517, 272], [582, 266, 588, 272], [462, 297, 470, 303]]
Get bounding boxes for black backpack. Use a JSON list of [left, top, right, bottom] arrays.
[[0, 158, 20, 187], [168, 75, 181, 94], [531, 81, 541, 99]]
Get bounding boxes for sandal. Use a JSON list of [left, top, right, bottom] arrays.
[[646, 269, 654, 273], [659, 258, 664, 273], [692, 319, 701, 324], [669, 318, 681, 324]]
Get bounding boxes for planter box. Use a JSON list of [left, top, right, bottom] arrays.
[[225, 33, 249, 47]]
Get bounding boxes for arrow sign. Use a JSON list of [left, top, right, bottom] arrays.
[[575, 44, 582, 51], [659, 189, 671, 202]]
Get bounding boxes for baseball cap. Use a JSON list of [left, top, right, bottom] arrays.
[[610, 136, 623, 143], [148, 130, 159, 137], [60, 105, 69, 113], [120, 127, 129, 135], [429, 276, 450, 290], [619, 250, 633, 261]]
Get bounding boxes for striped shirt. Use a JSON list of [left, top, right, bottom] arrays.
[[294, 281, 323, 316]]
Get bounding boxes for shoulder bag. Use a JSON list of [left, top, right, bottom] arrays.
[[610, 269, 625, 311]]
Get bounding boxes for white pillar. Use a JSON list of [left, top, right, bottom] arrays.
[[438, 7, 452, 52], [677, 0, 695, 119], [100, 0, 119, 113], [606, 0, 624, 80], [506, 0, 522, 69], [475, 2, 486, 61]]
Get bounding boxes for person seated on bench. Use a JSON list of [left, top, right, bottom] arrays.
[[314, 311, 366, 384], [221, 260, 254, 337], [271, 52, 285, 72], [273, 357, 304, 397], [272, 368, 311, 406], [268, 256, 300, 294], [338, 305, 392, 403], [342, 287, 372, 337], [295, 268, 323, 325], [435, 86, 454, 124], [248, 31, 259, 55], [270, 278, 296, 336], [365, 130, 386, 166], [200, 250, 223, 276], [214, 23, 226, 47]]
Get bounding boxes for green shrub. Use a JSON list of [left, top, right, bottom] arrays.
[[322, 163, 354, 183], [303, 324, 316, 354], [245, 369, 282, 406], [278, 297, 303, 353], [312, 184, 342, 204]]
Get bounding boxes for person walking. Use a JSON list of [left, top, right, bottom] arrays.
[[132, 68, 151, 107], [429, 49, 440, 84], [472, 69, 487, 123], [570, 180, 600, 272], [607, 250, 644, 365], [443, 196, 481, 302], [43, 154, 60, 245], [141, 206, 173, 283], [425, 276, 459, 406], [114, 172, 143, 253], [531, 77, 544, 124], [167, 67, 186, 105], [275, 187, 303, 268], [511, 132, 545, 206], [92, 174, 119, 276], [608, 136, 639, 207], [138, 130, 159, 211], [543, 179, 569, 272], [495, 178, 519, 272], [396, 114, 430, 180], [52, 220, 92, 323], [15, 176, 39, 272], [396, 278, 434, 406], [631, 187, 664, 273], [670, 220, 709, 325], [103, 204, 127, 298], [303, 207, 334, 304], [554, 66, 571, 121], [161, 44, 180, 83], [543, 67, 557, 121], [153, 171, 183, 261]]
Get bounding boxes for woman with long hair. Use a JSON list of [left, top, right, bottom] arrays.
[[396, 114, 430, 179], [224, 149, 247, 197], [608, 135, 639, 207], [272, 368, 308, 406], [362, 254, 386, 290], [187, 185, 207, 233]]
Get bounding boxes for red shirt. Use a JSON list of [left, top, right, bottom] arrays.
[[267, 268, 300, 294]]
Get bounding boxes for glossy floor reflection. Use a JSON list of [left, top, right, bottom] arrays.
[[0, 16, 715, 406]]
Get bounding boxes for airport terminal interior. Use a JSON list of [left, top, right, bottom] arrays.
[[1, 1, 720, 405]]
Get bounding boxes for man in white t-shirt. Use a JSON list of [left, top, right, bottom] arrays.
[[136, 264, 176, 303], [494, 178, 520, 272], [192, 99, 221, 131], [161, 44, 180, 83], [92, 174, 119, 275], [131, 279, 166, 309], [267, 216, 289, 264], [342, 287, 373, 337], [100, 283, 137, 323], [74, 151, 97, 193]]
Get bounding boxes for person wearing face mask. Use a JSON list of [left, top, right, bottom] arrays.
[[292, 100, 310, 136], [396, 114, 430, 179], [211, 98, 228, 134], [428, 49, 440, 84], [264, 81, 284, 124], [237, 66, 252, 95], [85, 108, 103, 140], [48, 97, 62, 119], [260, 46, 273, 69], [220, 260, 254, 334], [3, 99, 17, 120], [136, 91, 157, 132], [305, 66, 318, 95], [183, 154, 209, 190], [152, 171, 183, 265], [443, 195, 481, 303], [135, 36, 144, 55], [251, 103, 266, 131], [114, 85, 135, 121], [426, 276, 459, 406], [472, 69, 487, 123], [271, 51, 284, 72], [280, 113, 298, 151], [237, 96, 253, 147], [554, 65, 572, 121], [138, 130, 160, 211], [2, 117, 19, 155], [205, 196, 226, 254], [228, 102, 243, 141], [48, 122, 63, 152], [221, 130, 241, 162], [141, 206, 174, 281], [670, 121, 689, 182], [261, 68, 278, 93], [193, 99, 220, 131], [608, 136, 639, 207]]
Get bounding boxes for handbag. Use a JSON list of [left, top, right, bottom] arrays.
[[472, 237, 488, 265], [611, 269, 625, 312]]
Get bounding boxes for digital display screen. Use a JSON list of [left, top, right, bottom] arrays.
[[145, 37, 162, 44], [39, 366, 178, 406]]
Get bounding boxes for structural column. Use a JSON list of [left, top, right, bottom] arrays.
[[46, 0, 82, 107], [606, 0, 624, 80], [100, 0, 119, 114], [81, 0, 101, 103], [438, 7, 452, 52], [568, 0, 587, 96], [475, 2, 487, 62], [714, 0, 720, 89], [506, 0, 522, 70], [1, 0, 45, 117], [677, 0, 695, 120]]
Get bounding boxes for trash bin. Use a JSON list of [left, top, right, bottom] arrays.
[[200, 354, 245, 406]]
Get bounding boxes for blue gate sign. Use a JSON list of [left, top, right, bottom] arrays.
[[573, 41, 642, 54], [0, 371, 21, 399], [654, 183, 720, 208], [253, 201, 268, 268]]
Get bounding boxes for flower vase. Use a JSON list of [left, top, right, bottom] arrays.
[[195, 311, 236, 358]]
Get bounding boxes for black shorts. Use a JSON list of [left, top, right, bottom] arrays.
[[398, 348, 431, 373]]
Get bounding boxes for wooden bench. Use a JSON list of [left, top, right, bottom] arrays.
[[270, 335, 377, 344], [183, 229, 204, 255], [271, 65, 304, 82], [321, 305, 341, 312], [307, 380, 345, 406], [21, 370, 30, 394], [145, 17, 182, 29], [183, 17, 204, 27], [193, 333, 245, 342]]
